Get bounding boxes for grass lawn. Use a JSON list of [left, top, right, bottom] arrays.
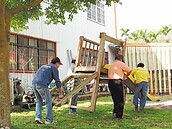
[[11, 95, 172, 129]]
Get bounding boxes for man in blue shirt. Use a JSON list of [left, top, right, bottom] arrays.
[[32, 57, 64, 124]]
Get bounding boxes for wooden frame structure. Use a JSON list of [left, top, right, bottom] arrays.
[[50, 32, 125, 112]]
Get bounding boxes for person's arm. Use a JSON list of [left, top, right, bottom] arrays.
[[126, 70, 132, 77], [52, 68, 64, 98], [122, 63, 132, 77], [57, 88, 64, 99]]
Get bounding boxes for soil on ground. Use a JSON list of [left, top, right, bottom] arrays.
[[147, 96, 172, 110]]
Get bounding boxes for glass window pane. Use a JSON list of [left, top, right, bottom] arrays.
[[47, 42, 55, 50], [39, 50, 47, 67], [29, 39, 37, 47], [48, 51, 55, 63], [9, 44, 17, 70], [18, 47, 29, 71], [39, 40, 47, 49], [18, 36, 29, 46], [29, 48, 38, 71], [10, 35, 17, 43]]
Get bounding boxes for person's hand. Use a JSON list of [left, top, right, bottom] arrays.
[[59, 94, 64, 99]]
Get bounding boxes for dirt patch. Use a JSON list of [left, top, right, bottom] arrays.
[[147, 98, 172, 110]]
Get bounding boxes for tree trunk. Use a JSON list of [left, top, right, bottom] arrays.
[[0, 32, 11, 128], [0, 6, 11, 128], [0, 39, 11, 128]]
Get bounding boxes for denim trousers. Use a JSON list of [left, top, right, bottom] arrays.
[[32, 85, 53, 122], [69, 94, 78, 113], [133, 82, 148, 107]]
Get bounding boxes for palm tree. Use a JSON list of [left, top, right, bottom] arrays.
[[128, 31, 140, 42], [120, 28, 130, 41], [159, 25, 172, 42], [148, 31, 160, 43]]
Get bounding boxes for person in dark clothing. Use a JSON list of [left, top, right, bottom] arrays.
[[108, 54, 131, 120], [32, 57, 64, 124]]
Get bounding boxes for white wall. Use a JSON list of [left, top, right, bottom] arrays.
[[19, 2, 115, 81]]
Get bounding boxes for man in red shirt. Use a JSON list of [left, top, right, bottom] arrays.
[[108, 54, 131, 120]]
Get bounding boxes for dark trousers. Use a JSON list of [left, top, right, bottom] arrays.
[[108, 79, 125, 118]]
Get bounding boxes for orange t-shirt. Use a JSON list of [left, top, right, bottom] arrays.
[[108, 60, 131, 80]]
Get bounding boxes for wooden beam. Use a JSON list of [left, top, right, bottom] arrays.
[[75, 66, 96, 72], [104, 34, 122, 46], [83, 37, 100, 46], [76, 36, 84, 67], [53, 72, 98, 107], [90, 32, 106, 112], [127, 43, 172, 47], [50, 75, 73, 93]]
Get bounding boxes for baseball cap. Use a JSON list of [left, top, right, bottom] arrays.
[[51, 57, 63, 65]]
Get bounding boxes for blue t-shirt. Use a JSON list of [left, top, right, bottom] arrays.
[[32, 64, 61, 88]]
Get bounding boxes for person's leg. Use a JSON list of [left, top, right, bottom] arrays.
[[32, 86, 43, 120], [69, 94, 78, 113], [114, 80, 124, 119], [108, 80, 117, 116], [36, 87, 53, 122], [140, 82, 148, 112], [133, 84, 142, 109]]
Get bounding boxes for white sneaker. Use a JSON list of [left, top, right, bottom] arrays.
[[45, 120, 58, 124], [35, 118, 43, 124]]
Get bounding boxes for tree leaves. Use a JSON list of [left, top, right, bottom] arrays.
[[6, 0, 119, 31]]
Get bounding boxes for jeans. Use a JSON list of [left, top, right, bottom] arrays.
[[133, 82, 148, 107], [69, 94, 78, 113], [32, 85, 53, 122]]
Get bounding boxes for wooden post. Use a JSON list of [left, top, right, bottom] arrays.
[[90, 44, 95, 66], [76, 36, 84, 67], [167, 48, 171, 95], [86, 42, 91, 66], [90, 32, 106, 112]]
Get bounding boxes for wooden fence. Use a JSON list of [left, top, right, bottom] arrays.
[[125, 43, 172, 95]]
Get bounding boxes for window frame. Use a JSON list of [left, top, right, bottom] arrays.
[[9, 33, 56, 72], [87, 2, 105, 25]]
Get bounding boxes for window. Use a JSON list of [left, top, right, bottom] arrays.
[[9, 34, 56, 72], [87, 2, 105, 25]]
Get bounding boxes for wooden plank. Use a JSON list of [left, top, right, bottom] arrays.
[[122, 42, 127, 57], [157, 47, 162, 93], [137, 47, 141, 64], [148, 47, 153, 94], [132, 47, 136, 68], [167, 48, 171, 94], [124, 47, 129, 66], [104, 34, 122, 46], [94, 45, 99, 66], [53, 72, 98, 107], [82, 41, 88, 65], [127, 43, 172, 47], [75, 66, 96, 72], [73, 73, 96, 78], [90, 44, 95, 66], [162, 47, 166, 93], [128, 47, 133, 69], [86, 42, 92, 66], [50, 75, 73, 93], [76, 36, 84, 67], [90, 32, 106, 112], [83, 37, 100, 46], [153, 47, 158, 93]]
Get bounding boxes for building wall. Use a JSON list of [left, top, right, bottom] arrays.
[[18, 2, 115, 81]]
